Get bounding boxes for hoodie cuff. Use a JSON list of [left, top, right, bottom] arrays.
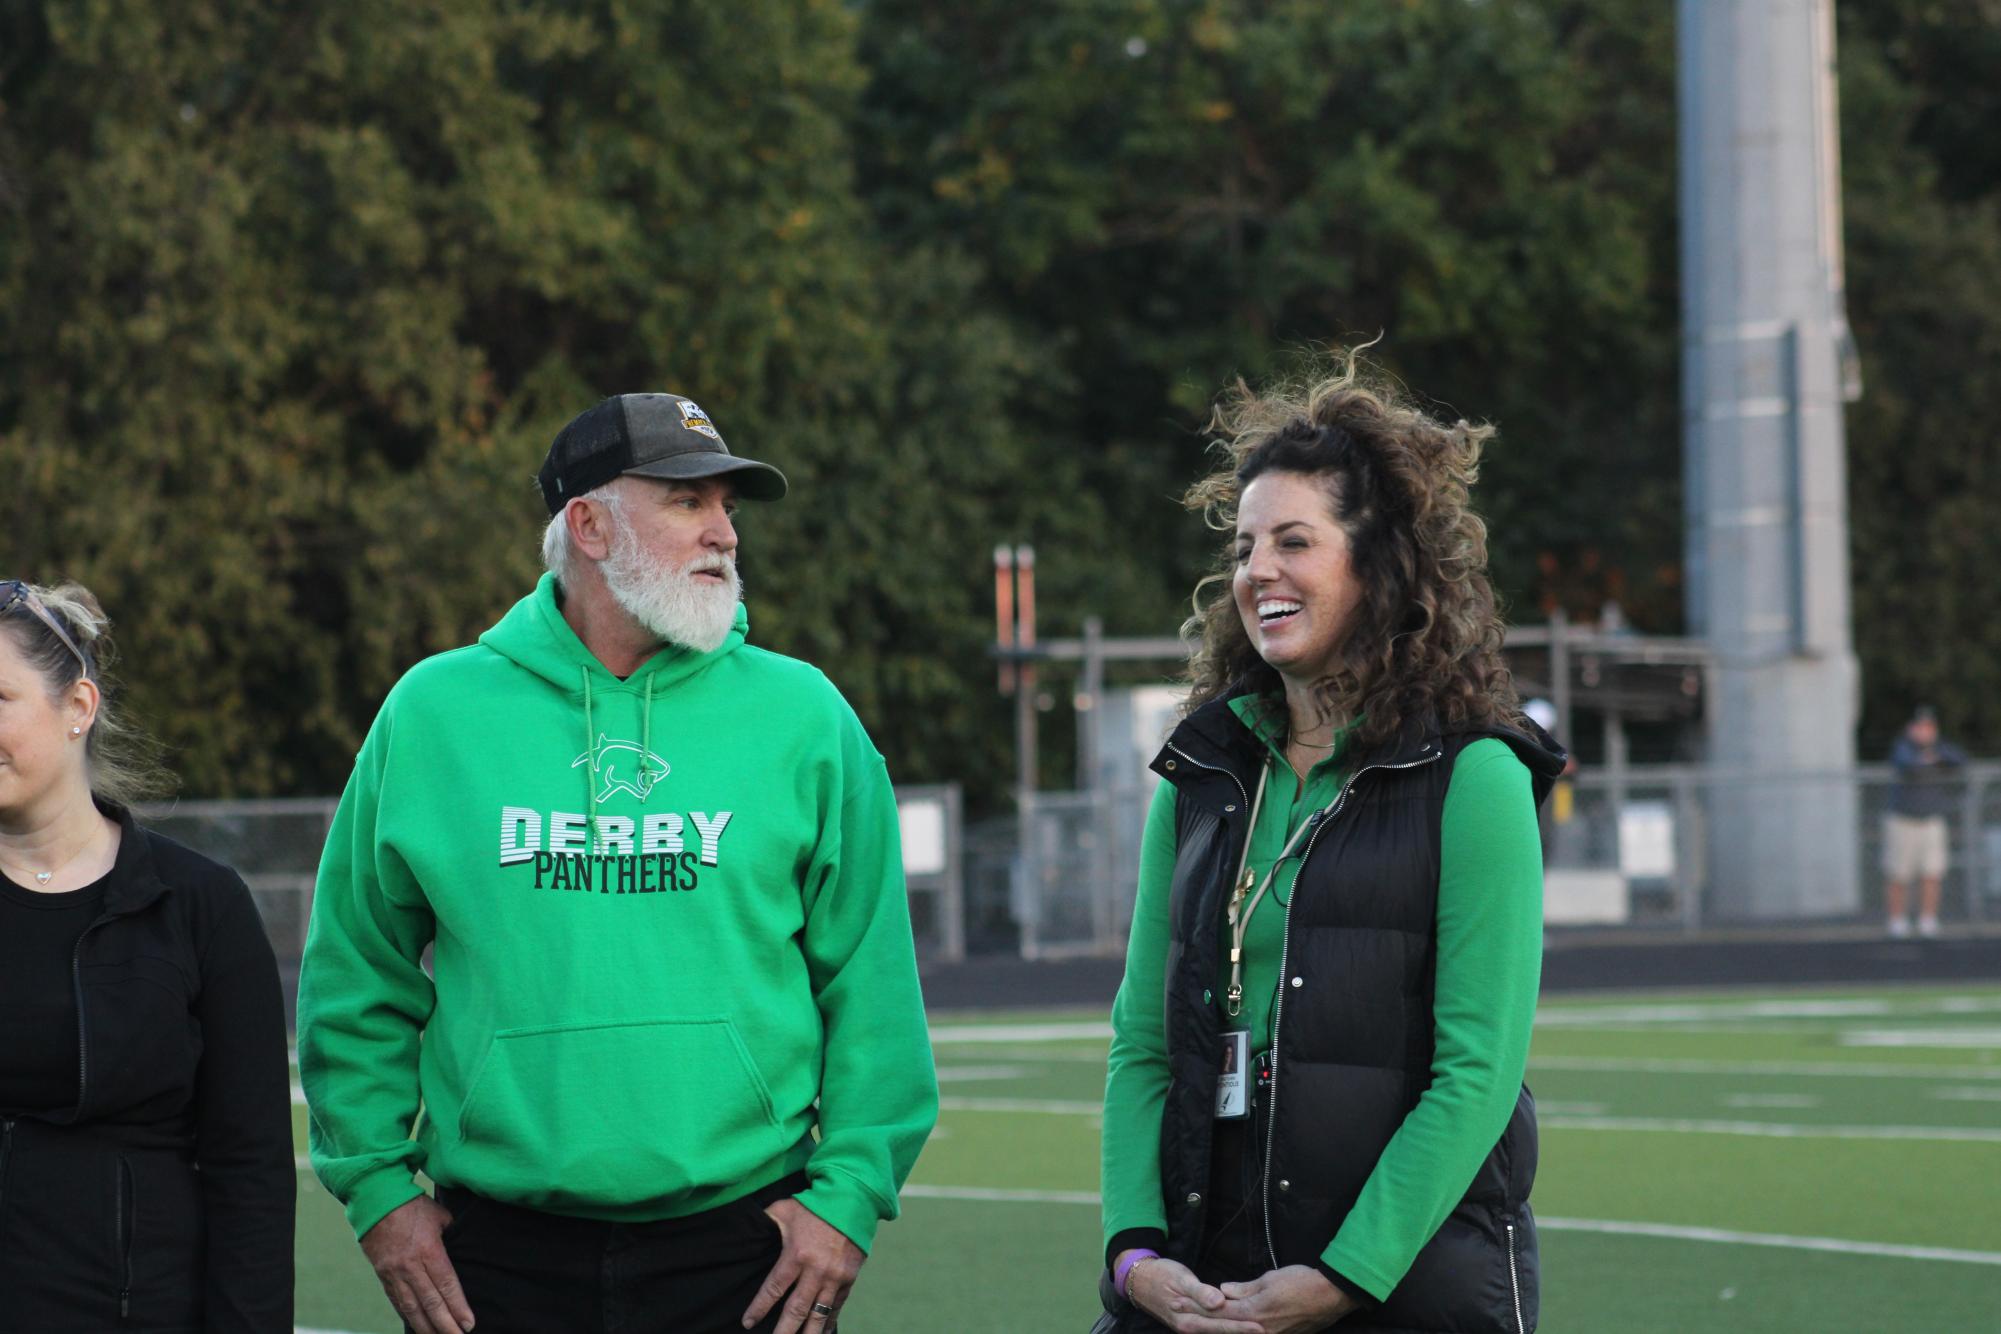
[[343, 1168, 426, 1242], [794, 1174, 887, 1256]]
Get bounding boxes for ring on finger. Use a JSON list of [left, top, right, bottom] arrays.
[[809, 1300, 837, 1318]]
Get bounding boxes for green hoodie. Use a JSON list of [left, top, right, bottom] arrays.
[[298, 574, 938, 1253]]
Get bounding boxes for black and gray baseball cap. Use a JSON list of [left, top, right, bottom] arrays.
[[537, 393, 788, 514]]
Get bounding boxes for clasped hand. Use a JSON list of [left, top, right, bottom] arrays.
[[1129, 1256, 1355, 1334]]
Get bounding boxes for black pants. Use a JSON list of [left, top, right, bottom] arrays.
[[425, 1173, 811, 1334]]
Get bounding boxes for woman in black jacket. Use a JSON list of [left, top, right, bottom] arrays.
[[0, 579, 294, 1331]]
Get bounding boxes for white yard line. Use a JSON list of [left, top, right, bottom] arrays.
[[1529, 1055, 2001, 1080], [930, 1021, 1113, 1043], [893, 1189, 2001, 1267], [939, 1096, 1101, 1116], [933, 1099, 2001, 1141], [1931, 1087, 2001, 1103], [1840, 1029, 2001, 1049], [1536, 1217, 2001, 1266], [1542, 1115, 2001, 1143], [1537, 995, 2001, 1026], [1719, 1093, 1821, 1110], [902, 1183, 1101, 1206], [934, 1065, 1030, 1082], [1540, 1023, 1892, 1036], [1535, 999, 1897, 1026]]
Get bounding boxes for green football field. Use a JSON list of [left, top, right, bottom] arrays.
[[292, 983, 2001, 1333]]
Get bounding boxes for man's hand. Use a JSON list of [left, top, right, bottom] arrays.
[[1125, 1254, 1268, 1334], [359, 1195, 475, 1334], [741, 1198, 865, 1332], [1218, 1265, 1355, 1334]]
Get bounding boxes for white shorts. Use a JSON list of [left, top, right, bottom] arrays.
[[1883, 814, 1948, 882]]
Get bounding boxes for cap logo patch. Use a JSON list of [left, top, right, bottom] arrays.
[[677, 400, 721, 440]]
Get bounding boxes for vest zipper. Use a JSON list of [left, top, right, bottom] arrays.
[[1506, 1219, 1525, 1334], [1259, 744, 1440, 1270], [72, 915, 113, 1114], [117, 1155, 135, 1319], [0, 1117, 13, 1217]]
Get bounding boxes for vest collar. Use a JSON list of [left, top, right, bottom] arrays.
[[1151, 696, 1265, 812]]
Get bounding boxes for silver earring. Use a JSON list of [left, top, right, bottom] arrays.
[[71, 726, 82, 736]]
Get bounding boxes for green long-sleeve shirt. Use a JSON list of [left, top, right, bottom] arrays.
[[1101, 706, 1543, 1300]]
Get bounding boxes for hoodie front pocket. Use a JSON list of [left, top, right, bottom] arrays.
[[455, 1017, 783, 1205]]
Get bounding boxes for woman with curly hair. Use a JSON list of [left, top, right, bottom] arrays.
[[1094, 354, 1565, 1334]]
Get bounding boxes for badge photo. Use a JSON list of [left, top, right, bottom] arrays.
[[1216, 1029, 1250, 1120]]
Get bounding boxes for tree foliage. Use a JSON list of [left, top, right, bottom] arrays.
[[1, 0, 1041, 798], [1, 1, 1994, 805], [856, 0, 1683, 636], [1838, 2, 2001, 755]]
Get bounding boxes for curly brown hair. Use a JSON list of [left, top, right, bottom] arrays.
[[1182, 349, 1519, 751]]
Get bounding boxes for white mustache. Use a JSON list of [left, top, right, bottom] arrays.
[[683, 555, 735, 578]]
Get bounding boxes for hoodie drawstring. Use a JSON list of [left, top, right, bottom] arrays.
[[580, 669, 656, 857], [583, 669, 598, 854]]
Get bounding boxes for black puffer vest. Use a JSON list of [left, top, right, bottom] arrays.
[[1135, 698, 1564, 1334]]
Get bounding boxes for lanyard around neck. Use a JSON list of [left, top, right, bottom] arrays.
[[1224, 758, 1334, 1017]]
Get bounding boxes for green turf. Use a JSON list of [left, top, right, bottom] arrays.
[[298, 1172, 397, 1333], [294, 983, 2001, 1331], [1537, 1132, 2001, 1249], [1542, 1230, 2001, 1334]]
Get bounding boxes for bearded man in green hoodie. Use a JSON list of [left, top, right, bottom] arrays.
[[298, 394, 940, 1334]]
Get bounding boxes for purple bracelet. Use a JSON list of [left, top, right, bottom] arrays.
[[1114, 1248, 1160, 1300]]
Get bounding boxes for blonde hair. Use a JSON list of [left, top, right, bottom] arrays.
[[1182, 348, 1520, 750], [1, 581, 175, 805]]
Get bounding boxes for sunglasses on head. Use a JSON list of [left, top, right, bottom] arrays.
[[0, 580, 93, 679]]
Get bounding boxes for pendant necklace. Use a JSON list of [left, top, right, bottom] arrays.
[[4, 830, 100, 888]]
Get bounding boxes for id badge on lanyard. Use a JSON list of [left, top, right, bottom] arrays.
[[1215, 1028, 1251, 1120]]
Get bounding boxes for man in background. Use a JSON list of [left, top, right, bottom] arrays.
[[1884, 705, 1967, 938]]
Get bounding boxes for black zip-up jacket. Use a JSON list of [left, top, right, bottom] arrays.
[[1098, 700, 1564, 1334], [0, 803, 294, 1332]]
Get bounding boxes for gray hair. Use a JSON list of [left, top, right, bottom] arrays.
[[540, 480, 629, 585], [0, 581, 174, 805]]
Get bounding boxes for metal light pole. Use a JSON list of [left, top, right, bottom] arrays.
[[1679, 0, 1863, 917]]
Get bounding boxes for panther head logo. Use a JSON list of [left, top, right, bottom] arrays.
[[571, 733, 671, 803]]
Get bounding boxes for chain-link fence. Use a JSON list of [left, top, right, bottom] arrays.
[[139, 763, 2001, 967], [1547, 761, 2001, 929], [965, 787, 1151, 959], [970, 762, 2001, 957]]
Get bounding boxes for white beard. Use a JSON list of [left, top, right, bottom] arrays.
[[600, 527, 742, 654]]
